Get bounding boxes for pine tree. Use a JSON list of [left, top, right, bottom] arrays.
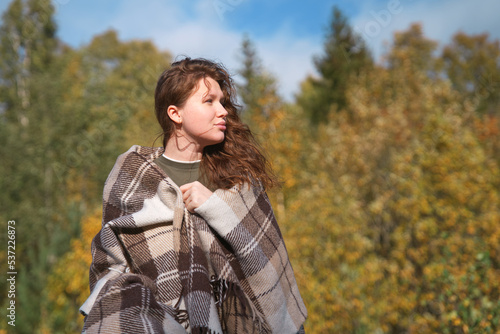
[[236, 35, 278, 128], [296, 6, 372, 125], [236, 35, 310, 220]]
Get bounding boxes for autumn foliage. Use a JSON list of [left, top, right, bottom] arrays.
[[1, 1, 499, 333]]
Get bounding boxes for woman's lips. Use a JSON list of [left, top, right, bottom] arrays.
[[215, 122, 226, 130]]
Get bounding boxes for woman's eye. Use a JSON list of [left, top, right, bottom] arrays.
[[205, 99, 213, 103]]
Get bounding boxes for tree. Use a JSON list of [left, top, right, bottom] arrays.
[[43, 209, 102, 332], [441, 31, 500, 168], [0, 1, 170, 330], [236, 36, 310, 220], [290, 24, 500, 333], [36, 30, 170, 332], [296, 6, 372, 125], [442, 31, 500, 115], [236, 35, 277, 128], [0, 0, 65, 331], [59, 30, 171, 209], [386, 23, 438, 74]]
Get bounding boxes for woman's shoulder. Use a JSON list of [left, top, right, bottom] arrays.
[[105, 145, 164, 181], [118, 145, 164, 161]]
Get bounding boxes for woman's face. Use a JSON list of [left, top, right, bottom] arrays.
[[177, 77, 228, 149]]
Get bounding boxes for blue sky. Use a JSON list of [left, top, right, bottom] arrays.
[[2, 0, 499, 100]]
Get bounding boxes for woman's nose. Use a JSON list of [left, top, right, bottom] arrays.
[[218, 104, 228, 117]]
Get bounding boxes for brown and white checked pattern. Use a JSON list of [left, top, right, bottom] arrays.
[[81, 145, 307, 333]]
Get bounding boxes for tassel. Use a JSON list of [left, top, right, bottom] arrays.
[[174, 286, 190, 329], [210, 275, 266, 333]]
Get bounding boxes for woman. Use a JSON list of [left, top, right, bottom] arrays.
[[80, 58, 307, 333]]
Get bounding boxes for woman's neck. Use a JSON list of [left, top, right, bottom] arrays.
[[164, 135, 203, 162]]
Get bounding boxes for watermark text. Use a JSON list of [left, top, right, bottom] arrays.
[[6, 220, 16, 327]]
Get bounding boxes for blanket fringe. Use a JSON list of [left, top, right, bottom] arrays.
[[210, 275, 265, 333], [174, 286, 190, 329]]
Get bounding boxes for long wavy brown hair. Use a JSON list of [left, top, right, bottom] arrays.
[[154, 57, 277, 190]]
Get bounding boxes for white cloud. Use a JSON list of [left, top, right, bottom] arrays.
[[351, 0, 500, 62], [100, 0, 320, 101], [257, 35, 321, 100], [52, 0, 500, 103]]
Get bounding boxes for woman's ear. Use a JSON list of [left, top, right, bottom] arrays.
[[167, 105, 182, 125]]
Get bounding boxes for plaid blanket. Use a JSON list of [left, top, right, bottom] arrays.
[[80, 145, 307, 333]]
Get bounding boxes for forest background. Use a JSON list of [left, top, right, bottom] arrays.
[[0, 0, 499, 333]]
